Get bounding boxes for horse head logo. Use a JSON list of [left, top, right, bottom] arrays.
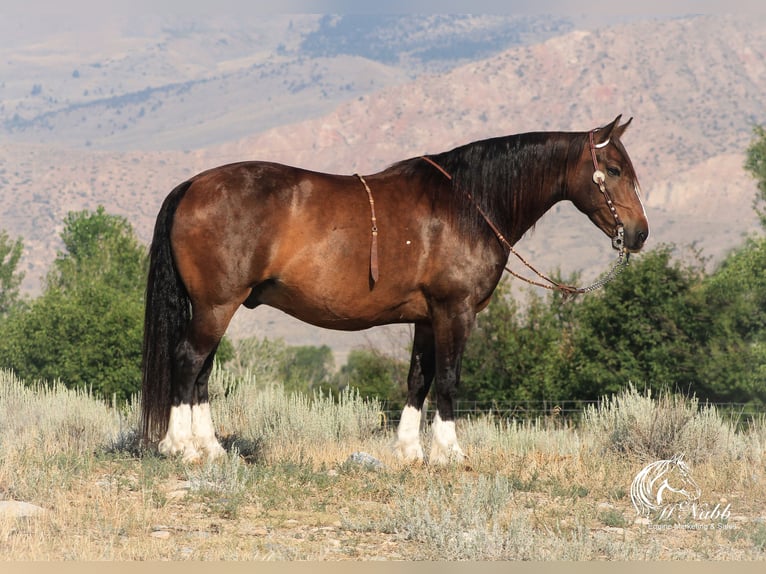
[[630, 454, 702, 518]]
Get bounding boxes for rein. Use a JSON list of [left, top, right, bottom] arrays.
[[420, 130, 630, 297]]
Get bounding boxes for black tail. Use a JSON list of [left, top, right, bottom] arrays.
[[140, 180, 193, 444]]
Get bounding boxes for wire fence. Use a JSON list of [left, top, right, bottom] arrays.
[[378, 399, 766, 430]]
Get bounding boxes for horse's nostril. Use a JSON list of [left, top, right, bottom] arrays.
[[637, 230, 647, 245]]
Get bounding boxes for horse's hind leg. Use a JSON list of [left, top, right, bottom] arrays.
[[189, 345, 226, 460], [394, 322, 436, 462], [159, 304, 236, 462]]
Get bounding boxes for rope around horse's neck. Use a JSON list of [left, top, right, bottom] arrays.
[[420, 155, 629, 298]]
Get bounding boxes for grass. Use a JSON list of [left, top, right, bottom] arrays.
[[1, 368, 766, 560]]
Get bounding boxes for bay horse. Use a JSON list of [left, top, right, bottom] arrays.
[[141, 115, 649, 463]]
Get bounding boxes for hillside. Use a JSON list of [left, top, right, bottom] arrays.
[[1, 14, 764, 356], [0, 14, 571, 150]]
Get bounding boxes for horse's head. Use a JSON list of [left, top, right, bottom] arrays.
[[569, 115, 649, 254]]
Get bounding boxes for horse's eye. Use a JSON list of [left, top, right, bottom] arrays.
[[606, 167, 621, 177]]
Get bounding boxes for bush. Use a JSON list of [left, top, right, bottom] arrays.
[[0, 208, 146, 402], [462, 242, 766, 407], [333, 348, 408, 410], [0, 230, 24, 318], [462, 281, 572, 403], [227, 337, 333, 393], [698, 236, 766, 404], [559, 246, 708, 400], [581, 385, 735, 463]]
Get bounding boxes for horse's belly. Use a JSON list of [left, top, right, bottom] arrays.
[[256, 282, 428, 331]]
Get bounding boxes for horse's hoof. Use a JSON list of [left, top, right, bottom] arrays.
[[202, 441, 227, 461], [393, 441, 425, 463], [158, 437, 202, 463], [428, 446, 466, 466]]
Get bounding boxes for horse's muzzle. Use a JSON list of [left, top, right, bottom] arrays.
[[622, 226, 649, 253]]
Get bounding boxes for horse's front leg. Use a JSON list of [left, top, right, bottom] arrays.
[[394, 322, 436, 462], [428, 304, 475, 465]]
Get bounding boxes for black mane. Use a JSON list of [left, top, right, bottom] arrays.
[[387, 131, 587, 244]]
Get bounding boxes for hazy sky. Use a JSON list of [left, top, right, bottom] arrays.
[[4, 0, 764, 20], [1, 0, 762, 50]]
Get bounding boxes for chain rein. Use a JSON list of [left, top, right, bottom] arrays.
[[421, 131, 629, 297]]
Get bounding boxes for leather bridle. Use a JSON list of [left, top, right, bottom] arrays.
[[589, 129, 626, 253]]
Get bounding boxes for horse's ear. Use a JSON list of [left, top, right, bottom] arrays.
[[593, 115, 622, 147], [613, 116, 633, 139]]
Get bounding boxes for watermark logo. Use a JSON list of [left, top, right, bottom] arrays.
[[630, 454, 732, 527]]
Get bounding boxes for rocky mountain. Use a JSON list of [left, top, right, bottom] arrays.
[[1, 13, 764, 358], [0, 14, 571, 150]]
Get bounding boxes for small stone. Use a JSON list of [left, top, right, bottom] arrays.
[[150, 530, 171, 539], [0, 501, 46, 518], [346, 452, 384, 470]]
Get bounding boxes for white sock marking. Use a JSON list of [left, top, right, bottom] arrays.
[[429, 412, 465, 465], [192, 403, 225, 459], [159, 404, 199, 460], [395, 405, 424, 461]]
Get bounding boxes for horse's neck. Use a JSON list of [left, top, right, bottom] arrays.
[[417, 132, 578, 245], [504, 135, 572, 245]]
